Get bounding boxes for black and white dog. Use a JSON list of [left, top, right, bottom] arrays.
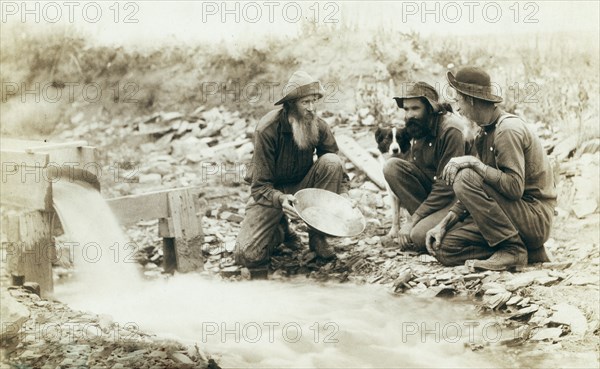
[[374, 125, 411, 238]]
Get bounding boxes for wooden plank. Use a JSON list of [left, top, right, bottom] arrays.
[[6, 211, 54, 297], [107, 190, 169, 225], [1, 138, 50, 150], [1, 150, 49, 167], [167, 190, 202, 238], [1, 143, 97, 210], [167, 190, 204, 273], [335, 134, 386, 189], [43, 146, 97, 170], [158, 217, 174, 237], [106, 186, 204, 226], [3, 214, 19, 241], [25, 140, 89, 153], [0, 165, 52, 210], [1, 139, 96, 172]]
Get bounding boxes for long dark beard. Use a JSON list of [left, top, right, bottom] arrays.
[[405, 117, 430, 139], [289, 110, 320, 150]]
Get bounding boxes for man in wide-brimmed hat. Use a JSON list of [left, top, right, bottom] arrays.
[[234, 71, 349, 268], [383, 81, 474, 251], [425, 66, 557, 271]]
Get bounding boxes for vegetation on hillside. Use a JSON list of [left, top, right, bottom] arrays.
[[1, 22, 598, 142]]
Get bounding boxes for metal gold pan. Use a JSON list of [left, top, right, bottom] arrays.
[[292, 188, 366, 237]]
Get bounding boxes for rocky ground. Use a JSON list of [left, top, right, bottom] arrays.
[[2, 105, 599, 367], [1, 285, 220, 369]]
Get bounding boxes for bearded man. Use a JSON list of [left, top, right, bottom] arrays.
[[234, 71, 349, 268], [383, 82, 474, 251]]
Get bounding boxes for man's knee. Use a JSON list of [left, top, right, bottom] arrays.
[[234, 215, 284, 267], [316, 153, 343, 172], [409, 223, 428, 248], [434, 247, 461, 266], [433, 233, 465, 266], [453, 168, 483, 198], [234, 233, 278, 268], [383, 158, 411, 182]]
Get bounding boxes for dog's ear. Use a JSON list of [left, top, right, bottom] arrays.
[[374, 127, 385, 143]]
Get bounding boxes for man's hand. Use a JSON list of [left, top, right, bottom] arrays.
[[425, 224, 446, 256], [442, 155, 481, 186], [280, 194, 299, 220], [397, 222, 413, 248]]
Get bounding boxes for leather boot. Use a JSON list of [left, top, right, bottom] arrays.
[[281, 217, 302, 251], [308, 231, 335, 260], [467, 238, 527, 272], [528, 245, 552, 264]]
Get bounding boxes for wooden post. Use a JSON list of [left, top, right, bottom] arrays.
[[159, 190, 204, 273], [107, 187, 205, 273], [5, 211, 54, 297]]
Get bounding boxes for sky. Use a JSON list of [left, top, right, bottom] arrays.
[[1, 1, 598, 47]]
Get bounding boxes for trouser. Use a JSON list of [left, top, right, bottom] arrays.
[[234, 154, 345, 267], [383, 158, 453, 250], [436, 168, 555, 266]]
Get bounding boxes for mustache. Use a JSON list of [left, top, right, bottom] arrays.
[[405, 117, 424, 127], [405, 118, 429, 138]]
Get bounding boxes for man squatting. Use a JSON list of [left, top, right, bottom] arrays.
[[234, 71, 350, 267], [425, 66, 556, 271]]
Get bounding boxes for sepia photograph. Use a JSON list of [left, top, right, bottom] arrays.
[[1, 1, 598, 368]]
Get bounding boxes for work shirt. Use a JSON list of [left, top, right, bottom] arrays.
[[450, 108, 557, 216], [408, 113, 475, 220], [248, 107, 346, 208]]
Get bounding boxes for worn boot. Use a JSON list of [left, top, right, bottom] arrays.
[[308, 231, 335, 260], [467, 241, 527, 272], [281, 217, 302, 251], [527, 245, 552, 264]]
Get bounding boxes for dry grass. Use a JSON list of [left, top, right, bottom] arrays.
[[1, 23, 597, 142]]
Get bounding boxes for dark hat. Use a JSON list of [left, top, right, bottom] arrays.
[[393, 81, 439, 109], [446, 66, 502, 103], [274, 71, 325, 105]]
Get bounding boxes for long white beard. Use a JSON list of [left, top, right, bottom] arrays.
[[290, 114, 320, 150]]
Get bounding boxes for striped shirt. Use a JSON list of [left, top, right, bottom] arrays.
[[248, 107, 344, 208]]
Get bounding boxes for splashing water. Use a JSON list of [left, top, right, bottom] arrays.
[[53, 182, 568, 368], [52, 181, 143, 299]]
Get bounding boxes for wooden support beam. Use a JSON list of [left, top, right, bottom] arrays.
[[165, 190, 204, 273], [1, 149, 49, 167], [25, 140, 89, 154], [1, 140, 98, 210], [0, 163, 53, 211], [107, 187, 204, 226], [5, 212, 54, 297], [107, 190, 170, 225], [108, 187, 205, 273], [335, 134, 386, 189]]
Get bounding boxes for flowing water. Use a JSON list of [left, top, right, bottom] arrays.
[[51, 182, 594, 368]]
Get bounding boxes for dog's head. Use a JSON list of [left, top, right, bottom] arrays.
[[375, 125, 412, 156]]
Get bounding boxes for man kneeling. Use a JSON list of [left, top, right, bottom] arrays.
[[383, 82, 473, 251], [234, 71, 349, 268]]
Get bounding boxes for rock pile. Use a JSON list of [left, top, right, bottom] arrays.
[[51, 103, 600, 351], [1, 287, 217, 369]]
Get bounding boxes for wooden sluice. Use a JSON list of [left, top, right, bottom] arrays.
[[1, 139, 204, 297]]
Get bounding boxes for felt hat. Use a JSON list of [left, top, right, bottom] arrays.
[[393, 81, 439, 109], [274, 71, 325, 105], [446, 66, 503, 103]]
